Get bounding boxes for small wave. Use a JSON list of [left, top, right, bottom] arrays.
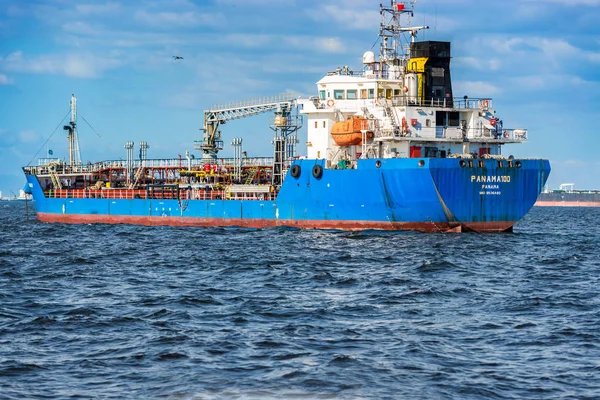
[[29, 316, 57, 325], [68, 257, 95, 265], [416, 260, 461, 272], [0, 361, 45, 376], [254, 340, 285, 348], [66, 307, 99, 317], [329, 354, 357, 365], [272, 352, 312, 361], [281, 370, 308, 379], [334, 277, 359, 286], [177, 296, 222, 306], [157, 352, 188, 360], [515, 322, 537, 329], [1, 269, 21, 278], [151, 334, 190, 345]]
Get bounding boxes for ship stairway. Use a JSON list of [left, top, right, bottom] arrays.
[[50, 171, 62, 190], [245, 167, 258, 184], [129, 164, 145, 189], [381, 98, 401, 137]]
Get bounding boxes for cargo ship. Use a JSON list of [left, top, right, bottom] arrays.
[[23, 1, 550, 232], [536, 184, 600, 207]]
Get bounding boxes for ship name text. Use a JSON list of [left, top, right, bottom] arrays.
[[471, 175, 511, 183]]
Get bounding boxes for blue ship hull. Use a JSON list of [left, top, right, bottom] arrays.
[[24, 158, 550, 232]]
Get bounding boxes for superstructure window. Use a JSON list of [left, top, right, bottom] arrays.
[[346, 89, 357, 99], [334, 90, 344, 100], [368, 89, 374, 99], [435, 111, 460, 126], [448, 112, 460, 127], [319, 90, 326, 100], [360, 89, 367, 99], [377, 88, 384, 99]]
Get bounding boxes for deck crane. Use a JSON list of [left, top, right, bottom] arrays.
[[195, 94, 303, 186]]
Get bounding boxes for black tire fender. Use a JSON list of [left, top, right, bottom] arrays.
[[312, 164, 323, 179], [290, 164, 301, 178]]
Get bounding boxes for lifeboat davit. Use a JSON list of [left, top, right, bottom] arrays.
[[330, 116, 373, 146]]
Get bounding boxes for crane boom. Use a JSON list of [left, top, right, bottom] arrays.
[[196, 94, 299, 160]]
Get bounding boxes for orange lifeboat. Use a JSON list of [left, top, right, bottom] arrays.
[[330, 116, 373, 146]]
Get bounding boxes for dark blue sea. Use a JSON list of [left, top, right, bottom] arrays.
[[1, 201, 599, 399]]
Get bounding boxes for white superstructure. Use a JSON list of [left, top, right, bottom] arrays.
[[297, 1, 527, 168]]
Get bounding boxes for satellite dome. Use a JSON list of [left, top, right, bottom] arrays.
[[362, 51, 375, 64]]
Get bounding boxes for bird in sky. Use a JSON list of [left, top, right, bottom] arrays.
[[173, 56, 183, 60]]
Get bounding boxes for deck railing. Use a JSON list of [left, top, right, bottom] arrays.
[[27, 157, 276, 176], [44, 187, 276, 201]]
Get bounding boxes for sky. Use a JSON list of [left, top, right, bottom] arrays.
[[1, 0, 600, 196]]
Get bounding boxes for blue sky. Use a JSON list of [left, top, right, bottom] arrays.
[[1, 0, 599, 196]]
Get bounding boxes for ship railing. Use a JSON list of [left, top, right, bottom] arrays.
[[312, 96, 493, 111], [27, 157, 278, 178], [43, 187, 275, 201], [374, 125, 527, 142], [390, 96, 493, 109], [209, 94, 298, 111], [90, 157, 277, 171]]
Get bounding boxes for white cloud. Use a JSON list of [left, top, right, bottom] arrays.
[[453, 81, 501, 97], [0, 74, 12, 85], [226, 34, 271, 48], [523, 0, 600, 5], [454, 57, 501, 71], [75, 2, 121, 16], [133, 9, 223, 27], [61, 21, 102, 36], [18, 130, 39, 144], [313, 5, 379, 30], [215, 0, 295, 5], [508, 73, 594, 91], [2, 51, 122, 79]]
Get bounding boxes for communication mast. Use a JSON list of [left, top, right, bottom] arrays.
[[379, 1, 428, 79], [63, 94, 82, 167]]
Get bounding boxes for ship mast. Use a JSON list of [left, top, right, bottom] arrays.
[[64, 94, 82, 167], [379, 1, 429, 72]]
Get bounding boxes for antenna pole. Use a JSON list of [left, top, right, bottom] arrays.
[[66, 94, 82, 168]]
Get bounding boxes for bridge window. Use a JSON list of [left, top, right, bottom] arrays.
[[334, 90, 344, 100], [314, 121, 318, 128], [319, 90, 326, 100], [386, 89, 392, 99], [435, 111, 460, 127], [368, 89, 374, 99], [346, 89, 357, 100], [448, 112, 460, 127], [377, 88, 384, 98], [360, 89, 367, 99]]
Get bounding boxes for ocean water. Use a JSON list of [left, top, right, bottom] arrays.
[[1, 201, 599, 400]]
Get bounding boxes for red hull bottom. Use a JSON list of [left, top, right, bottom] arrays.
[[37, 213, 515, 233]]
